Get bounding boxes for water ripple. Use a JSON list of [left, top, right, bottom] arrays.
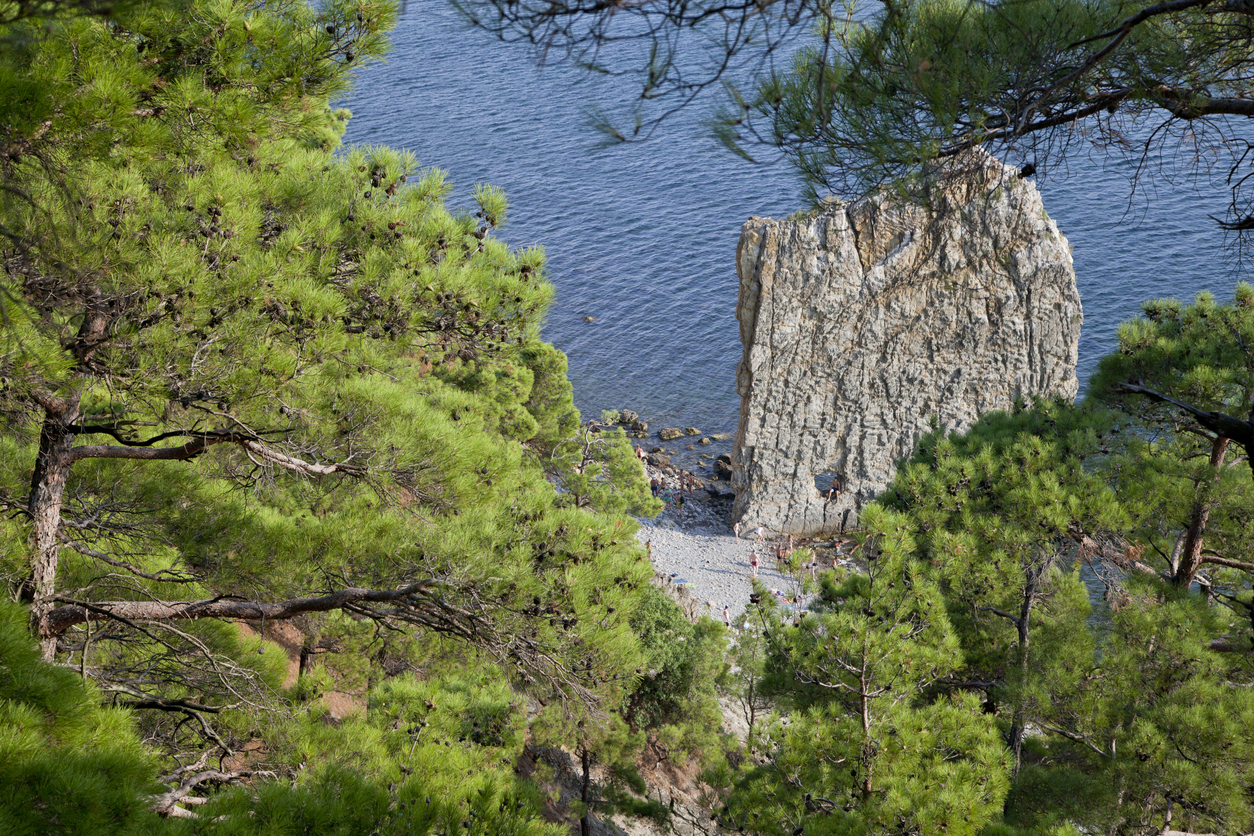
[[344, 0, 1244, 445]]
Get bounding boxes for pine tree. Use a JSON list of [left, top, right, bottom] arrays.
[[1089, 285, 1254, 590], [723, 504, 1009, 836], [0, 0, 666, 821], [884, 399, 1127, 777]]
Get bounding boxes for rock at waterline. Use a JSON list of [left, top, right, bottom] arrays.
[[658, 427, 684, 441], [732, 148, 1080, 536], [683, 427, 700, 436], [618, 409, 639, 424]]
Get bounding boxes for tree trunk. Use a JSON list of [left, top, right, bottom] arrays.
[[1171, 436, 1229, 588], [1007, 612, 1030, 779], [1008, 560, 1044, 780], [859, 669, 873, 799], [26, 395, 79, 660], [580, 745, 592, 836]]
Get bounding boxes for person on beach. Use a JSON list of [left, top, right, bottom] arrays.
[[775, 542, 785, 573], [733, 521, 741, 540], [755, 525, 764, 543], [650, 477, 658, 497], [723, 606, 730, 628], [750, 548, 759, 578]]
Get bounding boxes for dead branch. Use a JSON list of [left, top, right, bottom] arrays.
[[68, 431, 366, 478], [150, 768, 273, 818], [44, 580, 438, 636]]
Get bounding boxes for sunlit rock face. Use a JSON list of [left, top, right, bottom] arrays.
[[732, 151, 1081, 536]]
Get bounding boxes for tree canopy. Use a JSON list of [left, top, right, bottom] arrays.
[[0, 0, 707, 825], [724, 378, 1254, 835], [10, 0, 1254, 832]]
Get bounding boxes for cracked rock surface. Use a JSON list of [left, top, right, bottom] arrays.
[[732, 151, 1081, 536]]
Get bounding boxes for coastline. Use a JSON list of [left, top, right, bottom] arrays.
[[634, 456, 858, 622]]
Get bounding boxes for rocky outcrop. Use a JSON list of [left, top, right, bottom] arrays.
[[732, 151, 1081, 536]]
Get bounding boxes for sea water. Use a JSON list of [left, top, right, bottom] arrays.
[[342, 0, 1241, 461]]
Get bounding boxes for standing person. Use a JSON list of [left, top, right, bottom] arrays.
[[733, 521, 741, 540], [650, 477, 658, 497], [775, 541, 785, 573], [723, 606, 730, 628], [750, 548, 759, 579], [755, 525, 764, 544]]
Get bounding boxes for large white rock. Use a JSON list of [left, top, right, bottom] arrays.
[[732, 151, 1081, 535]]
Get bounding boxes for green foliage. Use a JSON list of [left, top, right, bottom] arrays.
[[0, 600, 168, 836], [0, 595, 576, 836], [1075, 586, 1254, 835], [726, 506, 1009, 835], [543, 422, 662, 516], [1087, 286, 1254, 591], [724, 378, 1254, 834], [1091, 285, 1254, 418], [624, 585, 726, 761], [883, 399, 1122, 721], [0, 0, 674, 827], [713, 0, 1254, 215]]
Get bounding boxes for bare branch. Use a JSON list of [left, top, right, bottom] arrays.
[[1199, 553, 1254, 572], [61, 539, 198, 583], [1115, 382, 1254, 448], [44, 580, 438, 636], [68, 432, 366, 477], [150, 768, 273, 818], [1036, 722, 1113, 759]]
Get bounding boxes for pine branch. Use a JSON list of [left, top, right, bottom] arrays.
[[44, 580, 439, 636], [61, 539, 198, 583], [973, 603, 1022, 627], [68, 432, 365, 477], [150, 768, 274, 818], [1036, 722, 1113, 759], [1199, 553, 1254, 572], [1115, 382, 1254, 443]]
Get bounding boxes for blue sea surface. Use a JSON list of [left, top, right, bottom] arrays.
[[342, 1, 1240, 456]]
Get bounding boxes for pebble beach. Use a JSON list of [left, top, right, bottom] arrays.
[[632, 466, 857, 622]]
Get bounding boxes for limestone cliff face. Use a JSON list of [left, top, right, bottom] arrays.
[[732, 152, 1081, 536]]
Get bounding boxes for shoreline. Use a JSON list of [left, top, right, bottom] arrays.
[[634, 459, 857, 622]]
